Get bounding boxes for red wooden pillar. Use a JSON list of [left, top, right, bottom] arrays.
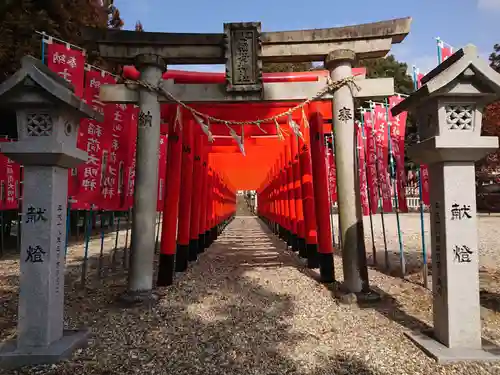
[[189, 133, 204, 261], [215, 173, 222, 232], [273, 162, 282, 235], [207, 166, 216, 245], [309, 108, 334, 282], [198, 149, 209, 251], [273, 165, 280, 234], [285, 143, 298, 250], [280, 152, 291, 241], [268, 169, 275, 230], [266, 172, 272, 228], [157, 118, 183, 286], [300, 111, 319, 269], [278, 152, 288, 241], [290, 134, 306, 256], [175, 118, 195, 272]]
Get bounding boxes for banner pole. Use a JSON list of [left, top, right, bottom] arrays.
[[98, 210, 105, 279], [41, 32, 46, 64], [359, 110, 377, 265], [112, 215, 120, 270], [385, 99, 406, 277], [81, 207, 92, 288], [436, 37, 443, 65], [412, 66, 429, 289], [0, 211, 4, 258]]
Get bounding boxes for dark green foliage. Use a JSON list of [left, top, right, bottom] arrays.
[[0, 0, 124, 83], [490, 44, 500, 73]]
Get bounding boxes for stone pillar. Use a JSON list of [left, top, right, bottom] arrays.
[[390, 43, 500, 362], [326, 49, 368, 293], [0, 55, 99, 369], [429, 162, 482, 348], [17, 167, 68, 348], [124, 54, 165, 303]]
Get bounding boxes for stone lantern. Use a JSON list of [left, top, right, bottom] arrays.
[[0, 56, 103, 369], [392, 44, 500, 363]]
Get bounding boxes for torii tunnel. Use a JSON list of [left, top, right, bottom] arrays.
[[122, 65, 367, 286]]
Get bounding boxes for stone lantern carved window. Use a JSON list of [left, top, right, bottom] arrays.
[[26, 113, 53, 136], [446, 104, 474, 131]]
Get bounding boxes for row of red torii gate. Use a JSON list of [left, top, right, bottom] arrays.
[[150, 70, 342, 287]]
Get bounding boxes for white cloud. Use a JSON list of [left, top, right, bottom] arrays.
[[478, 0, 500, 11]]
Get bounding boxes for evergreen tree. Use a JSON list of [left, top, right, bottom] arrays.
[[0, 0, 125, 83], [135, 21, 144, 32], [489, 43, 500, 73], [477, 45, 500, 181]]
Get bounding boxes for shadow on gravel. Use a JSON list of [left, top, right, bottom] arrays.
[[0, 216, 388, 375], [480, 290, 500, 313], [355, 285, 432, 334]]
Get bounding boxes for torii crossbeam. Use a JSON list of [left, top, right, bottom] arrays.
[[85, 17, 411, 303]]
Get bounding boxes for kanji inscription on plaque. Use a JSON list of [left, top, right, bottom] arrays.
[[224, 22, 263, 93]]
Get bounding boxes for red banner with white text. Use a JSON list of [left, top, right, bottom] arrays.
[[125, 107, 138, 210], [46, 42, 86, 205], [356, 122, 370, 216], [46, 42, 85, 98], [373, 105, 392, 212], [415, 73, 430, 205], [420, 165, 430, 206], [0, 138, 21, 211], [364, 112, 379, 214], [157, 133, 168, 212], [99, 101, 132, 211], [72, 70, 115, 210], [388, 96, 408, 213], [326, 142, 337, 204], [441, 45, 453, 62]]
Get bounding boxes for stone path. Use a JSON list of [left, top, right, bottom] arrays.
[[2, 214, 500, 374]]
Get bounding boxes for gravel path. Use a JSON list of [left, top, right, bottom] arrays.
[[1, 214, 500, 374]]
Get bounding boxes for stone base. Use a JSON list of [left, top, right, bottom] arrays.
[[0, 329, 90, 370], [334, 286, 382, 305], [118, 290, 159, 307], [405, 329, 500, 364]]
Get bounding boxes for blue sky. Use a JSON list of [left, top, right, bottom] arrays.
[[115, 0, 498, 74]]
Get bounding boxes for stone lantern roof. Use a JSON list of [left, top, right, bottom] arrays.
[[0, 55, 103, 122], [392, 44, 500, 116]]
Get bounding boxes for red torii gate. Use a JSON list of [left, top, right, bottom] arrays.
[[122, 66, 364, 285]]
